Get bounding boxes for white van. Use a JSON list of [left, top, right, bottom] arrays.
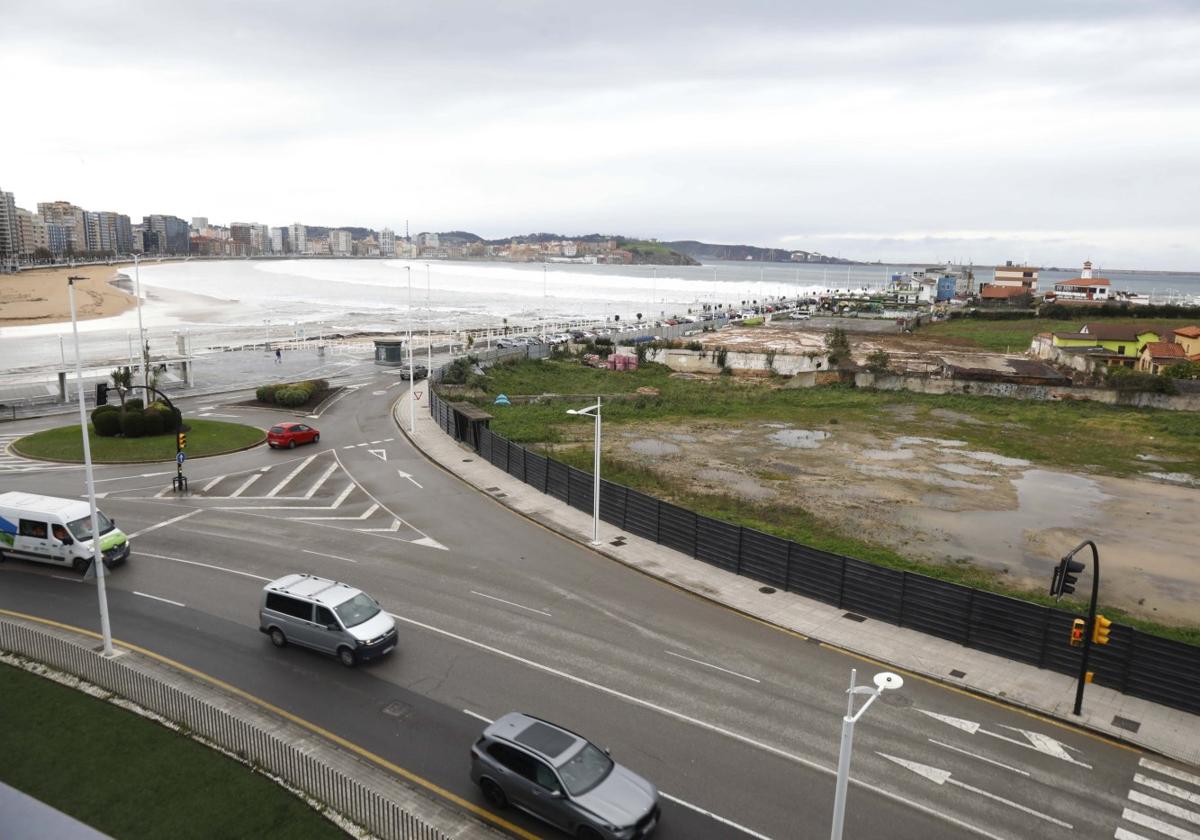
[[0, 492, 130, 574]]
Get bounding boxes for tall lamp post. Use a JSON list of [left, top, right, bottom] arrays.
[[566, 398, 602, 545], [133, 253, 148, 393], [830, 669, 903, 840], [426, 263, 433, 376], [67, 277, 114, 657], [406, 265, 415, 434]]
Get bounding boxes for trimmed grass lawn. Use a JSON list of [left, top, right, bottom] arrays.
[[0, 662, 346, 840], [13, 418, 265, 463], [912, 317, 1199, 353]]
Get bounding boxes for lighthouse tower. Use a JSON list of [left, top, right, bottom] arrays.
[[1080, 260, 1093, 279]]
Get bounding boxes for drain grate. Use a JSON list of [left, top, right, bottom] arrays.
[[493, 492, 507, 499], [463, 458, 474, 463], [485, 486, 501, 492], [1111, 715, 1141, 733], [383, 701, 411, 720], [759, 586, 776, 594], [610, 537, 627, 547], [842, 612, 867, 623], [949, 669, 967, 679]]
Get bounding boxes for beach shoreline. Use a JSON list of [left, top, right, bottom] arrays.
[[0, 264, 139, 327]]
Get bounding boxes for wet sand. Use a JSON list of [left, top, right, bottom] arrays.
[[0, 265, 137, 326]]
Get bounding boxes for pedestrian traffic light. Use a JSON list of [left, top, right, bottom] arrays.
[[96, 383, 108, 406], [1051, 556, 1086, 598], [177, 432, 186, 450], [1069, 618, 1085, 647], [1092, 614, 1112, 645]]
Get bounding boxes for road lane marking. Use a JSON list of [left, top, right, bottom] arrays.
[[389, 611, 1006, 840], [1135, 772, 1200, 806], [0, 608, 539, 840], [915, 707, 1092, 769], [331, 450, 443, 549], [302, 549, 358, 564], [50, 574, 80, 583], [664, 650, 760, 683], [133, 591, 186, 608], [1122, 807, 1200, 839], [295, 503, 379, 521], [266, 453, 319, 497], [369, 440, 382, 444], [357, 518, 402, 533], [367, 449, 387, 461], [410, 536, 446, 550], [202, 475, 227, 492], [459, 708, 771, 840], [303, 462, 339, 498], [229, 473, 262, 498], [397, 469, 422, 488], [1129, 790, 1200, 826], [927, 739, 1029, 776], [915, 709, 979, 734], [1142, 758, 1200, 789], [659, 792, 773, 840], [470, 590, 551, 617], [138, 551, 272, 581], [1114, 829, 1153, 840], [127, 509, 202, 538], [877, 752, 1072, 829], [342, 445, 355, 450]]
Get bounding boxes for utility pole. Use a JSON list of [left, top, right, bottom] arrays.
[[1050, 540, 1103, 716]]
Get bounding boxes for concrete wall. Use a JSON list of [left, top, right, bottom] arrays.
[[647, 347, 831, 376], [855, 372, 1200, 411]]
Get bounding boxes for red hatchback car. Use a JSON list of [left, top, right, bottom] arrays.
[[267, 422, 320, 449]]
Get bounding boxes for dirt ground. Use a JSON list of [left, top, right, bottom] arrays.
[[567, 410, 1200, 624]]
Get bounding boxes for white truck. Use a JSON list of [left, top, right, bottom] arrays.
[[0, 491, 130, 574]]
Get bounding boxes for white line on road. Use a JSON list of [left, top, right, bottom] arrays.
[[303, 462, 340, 499], [1135, 772, 1200, 807], [664, 650, 760, 683], [50, 574, 80, 582], [133, 591, 186, 608], [267, 453, 319, 497], [1122, 807, 1200, 840], [229, 473, 262, 498], [397, 470, 422, 488], [470, 590, 551, 617], [127, 509, 202, 539], [138, 551, 271, 581], [927, 739, 1029, 777], [295, 503, 379, 521], [458, 708, 772, 840], [1114, 829, 1153, 840], [302, 549, 358, 564], [330, 483, 355, 509], [342, 445, 355, 450], [1142, 758, 1200, 789], [202, 475, 227, 492], [1129, 790, 1200, 826], [369, 440, 382, 444], [659, 792, 773, 840]]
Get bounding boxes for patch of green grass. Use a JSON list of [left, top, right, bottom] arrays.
[[0, 662, 346, 840], [13, 419, 265, 463], [740, 317, 765, 327], [914, 317, 1199, 353]]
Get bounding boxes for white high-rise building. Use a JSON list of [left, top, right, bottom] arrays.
[[380, 227, 396, 256], [0, 189, 19, 269], [270, 227, 285, 254], [289, 223, 307, 255], [330, 229, 352, 256]]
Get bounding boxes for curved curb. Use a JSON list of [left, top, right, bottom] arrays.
[[9, 427, 268, 466]]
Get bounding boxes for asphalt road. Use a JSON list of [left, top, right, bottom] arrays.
[[2, 362, 1197, 840]]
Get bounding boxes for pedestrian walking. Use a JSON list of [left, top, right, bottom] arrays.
[[275, 348, 282, 364]]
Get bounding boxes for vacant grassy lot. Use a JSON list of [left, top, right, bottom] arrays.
[[13, 419, 265, 463], [912, 317, 1199, 353], [0, 663, 345, 840]]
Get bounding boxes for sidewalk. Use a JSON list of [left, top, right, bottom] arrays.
[[396, 387, 1200, 767]]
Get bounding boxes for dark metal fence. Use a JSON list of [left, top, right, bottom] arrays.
[[429, 389, 1200, 716]]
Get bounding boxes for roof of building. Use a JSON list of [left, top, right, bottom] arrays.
[[979, 285, 1028, 299], [1055, 277, 1111, 287], [1174, 326, 1200, 339], [1078, 323, 1170, 341], [1142, 342, 1187, 359]]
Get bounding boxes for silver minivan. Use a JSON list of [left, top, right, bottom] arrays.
[[258, 573, 397, 667]]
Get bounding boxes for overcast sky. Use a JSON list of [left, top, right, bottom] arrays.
[[2, 1, 1198, 270]]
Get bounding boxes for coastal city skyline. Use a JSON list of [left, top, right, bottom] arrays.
[[3, 1, 1199, 270]]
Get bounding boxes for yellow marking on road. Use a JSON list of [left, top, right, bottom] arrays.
[[0, 607, 541, 839]]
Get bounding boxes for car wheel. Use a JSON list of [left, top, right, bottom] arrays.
[[577, 827, 603, 840], [287, 440, 296, 449], [268, 443, 275, 449], [313, 433, 319, 443], [480, 779, 508, 809], [73, 557, 90, 574], [270, 628, 287, 648], [337, 646, 357, 667]]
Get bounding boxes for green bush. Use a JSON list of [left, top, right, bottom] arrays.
[[91, 404, 118, 426], [1107, 368, 1178, 394], [256, 384, 281, 403], [142, 408, 165, 436], [120, 411, 146, 438], [255, 378, 325, 406], [124, 397, 144, 412], [275, 387, 309, 407], [93, 410, 122, 437]]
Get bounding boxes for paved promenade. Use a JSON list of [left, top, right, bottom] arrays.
[[396, 385, 1200, 767]]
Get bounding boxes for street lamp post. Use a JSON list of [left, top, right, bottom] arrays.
[[426, 263, 432, 377], [67, 276, 114, 657], [133, 253, 147, 393], [566, 398, 602, 545], [542, 264, 548, 345], [406, 266, 415, 434], [830, 669, 903, 840]]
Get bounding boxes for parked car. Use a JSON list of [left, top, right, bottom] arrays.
[[259, 573, 397, 667], [495, 338, 518, 349], [471, 712, 660, 839], [267, 422, 320, 449], [399, 364, 428, 380]]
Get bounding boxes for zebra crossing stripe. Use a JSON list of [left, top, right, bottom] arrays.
[[1135, 773, 1200, 807], [1129, 790, 1200, 827], [1121, 807, 1200, 840], [1142, 759, 1200, 789]]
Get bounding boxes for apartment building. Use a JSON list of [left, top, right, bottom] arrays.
[[289, 223, 307, 255], [380, 227, 396, 256], [38, 200, 88, 254], [330, 229, 352, 256]]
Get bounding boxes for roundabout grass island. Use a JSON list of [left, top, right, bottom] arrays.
[[12, 419, 266, 464]]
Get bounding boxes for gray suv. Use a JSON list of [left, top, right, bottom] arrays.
[[470, 712, 660, 839], [258, 573, 397, 667]]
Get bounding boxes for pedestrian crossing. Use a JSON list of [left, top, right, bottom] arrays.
[[0, 433, 44, 473], [1115, 757, 1200, 839]]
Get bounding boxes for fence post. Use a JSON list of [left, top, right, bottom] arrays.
[[735, 527, 744, 575]]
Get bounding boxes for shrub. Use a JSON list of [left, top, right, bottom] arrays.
[[142, 408, 165, 436], [864, 349, 892, 375], [256, 384, 281, 403], [124, 397, 144, 412], [93, 410, 121, 437], [685, 341, 703, 352], [120, 410, 146, 438], [91, 404, 118, 425], [1106, 368, 1177, 394], [275, 387, 310, 406]]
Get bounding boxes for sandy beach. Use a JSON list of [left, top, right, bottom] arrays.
[[0, 264, 137, 327]]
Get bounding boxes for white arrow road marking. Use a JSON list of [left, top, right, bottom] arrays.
[[1136, 773, 1200, 807], [397, 470, 422, 488], [915, 709, 980, 734], [914, 708, 1091, 769], [1129, 790, 1200, 826], [1122, 807, 1200, 839], [127, 509, 202, 538], [295, 503, 379, 521], [367, 449, 387, 461], [928, 740, 1029, 777], [410, 536, 447, 550], [877, 753, 1073, 829], [1142, 758, 1200, 789]]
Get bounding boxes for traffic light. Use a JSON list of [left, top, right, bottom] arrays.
[[96, 383, 108, 406], [1092, 614, 1112, 645], [1051, 556, 1086, 598], [1070, 618, 1085, 647], [176, 432, 187, 450]]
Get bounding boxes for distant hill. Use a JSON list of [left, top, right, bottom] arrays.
[[665, 240, 846, 264], [305, 225, 376, 241]]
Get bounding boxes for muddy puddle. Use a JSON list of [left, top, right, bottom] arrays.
[[768, 429, 830, 448]]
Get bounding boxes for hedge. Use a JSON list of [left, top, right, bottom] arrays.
[[120, 411, 146, 438], [93, 411, 122, 437], [255, 379, 329, 406]]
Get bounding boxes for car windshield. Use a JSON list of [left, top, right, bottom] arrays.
[[270, 426, 285, 434], [333, 593, 381, 628], [557, 742, 614, 796], [66, 512, 114, 541]]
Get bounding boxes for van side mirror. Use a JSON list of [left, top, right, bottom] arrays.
[[327, 623, 339, 631]]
